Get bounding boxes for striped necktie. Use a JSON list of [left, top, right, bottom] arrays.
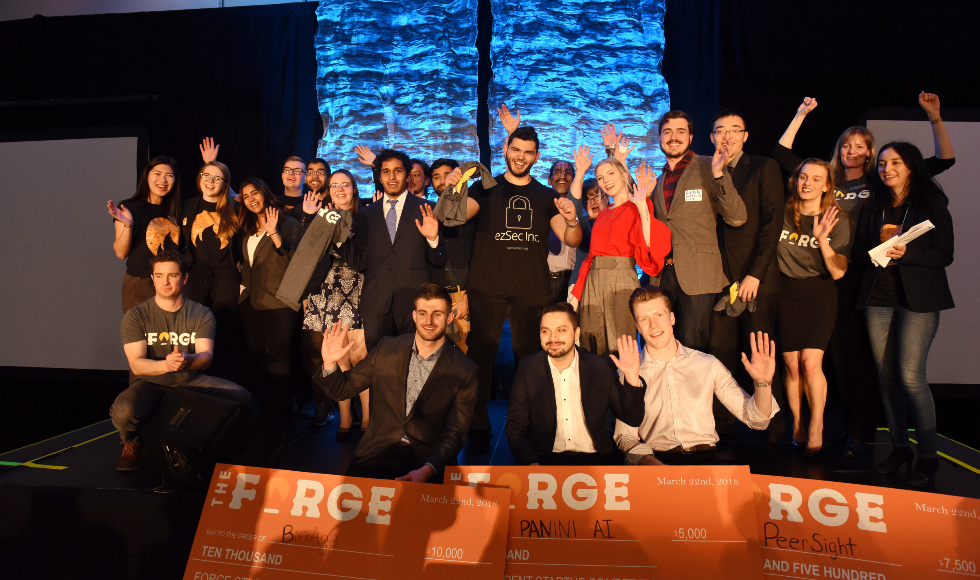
[[386, 198, 398, 243]]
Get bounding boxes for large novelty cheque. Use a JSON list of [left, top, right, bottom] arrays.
[[448, 465, 765, 579], [183, 464, 511, 580], [753, 474, 980, 580]]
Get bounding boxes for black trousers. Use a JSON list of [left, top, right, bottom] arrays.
[[538, 451, 619, 466], [345, 445, 437, 482], [240, 301, 299, 417], [828, 268, 881, 442], [655, 447, 734, 466], [363, 307, 415, 354], [466, 289, 551, 432], [549, 270, 572, 304], [708, 290, 787, 442], [657, 264, 716, 352], [185, 266, 245, 383]]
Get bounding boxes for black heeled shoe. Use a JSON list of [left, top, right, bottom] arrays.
[[907, 457, 939, 488], [335, 427, 352, 442], [874, 447, 914, 474]]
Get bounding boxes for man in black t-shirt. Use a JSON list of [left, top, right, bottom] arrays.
[[109, 250, 250, 471], [443, 125, 582, 453]]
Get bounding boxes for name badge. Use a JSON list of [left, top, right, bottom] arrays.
[[684, 189, 703, 202]]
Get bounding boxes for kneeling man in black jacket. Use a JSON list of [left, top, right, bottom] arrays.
[[505, 302, 647, 465]]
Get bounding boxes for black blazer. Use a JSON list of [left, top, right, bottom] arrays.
[[852, 193, 955, 312], [239, 216, 302, 310], [718, 155, 784, 294], [340, 193, 446, 317], [505, 349, 647, 465], [314, 334, 479, 474]]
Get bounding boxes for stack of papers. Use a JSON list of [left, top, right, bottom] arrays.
[[869, 219, 934, 267]]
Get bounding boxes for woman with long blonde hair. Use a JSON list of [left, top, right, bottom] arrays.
[[776, 159, 850, 456]]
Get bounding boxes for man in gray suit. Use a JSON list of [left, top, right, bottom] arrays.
[[642, 110, 746, 352]]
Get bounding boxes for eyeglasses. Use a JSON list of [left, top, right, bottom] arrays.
[[200, 172, 225, 183], [329, 182, 353, 191], [282, 168, 305, 176], [712, 129, 746, 136], [307, 170, 327, 176]]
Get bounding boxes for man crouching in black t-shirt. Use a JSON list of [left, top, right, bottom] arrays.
[[442, 120, 582, 453], [110, 250, 250, 471]]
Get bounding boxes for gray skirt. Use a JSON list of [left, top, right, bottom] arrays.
[[579, 256, 639, 355]]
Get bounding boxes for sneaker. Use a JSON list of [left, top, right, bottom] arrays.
[[312, 402, 337, 427], [117, 441, 141, 471]]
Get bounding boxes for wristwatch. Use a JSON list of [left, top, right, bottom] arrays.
[[565, 217, 579, 229], [754, 381, 772, 388]]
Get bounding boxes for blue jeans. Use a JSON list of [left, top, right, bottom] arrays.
[[864, 307, 940, 458]]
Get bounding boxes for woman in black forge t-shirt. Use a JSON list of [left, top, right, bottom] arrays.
[[772, 93, 955, 458], [181, 160, 243, 380], [108, 155, 183, 312]]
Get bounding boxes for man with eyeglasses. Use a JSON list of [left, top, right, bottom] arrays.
[[280, 156, 307, 210], [546, 160, 577, 304], [706, 110, 786, 446], [647, 110, 746, 355], [291, 157, 331, 229]]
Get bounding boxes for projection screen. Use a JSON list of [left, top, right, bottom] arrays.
[[0, 136, 138, 371]]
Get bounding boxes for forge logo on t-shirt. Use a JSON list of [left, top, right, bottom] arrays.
[[146, 331, 199, 346]]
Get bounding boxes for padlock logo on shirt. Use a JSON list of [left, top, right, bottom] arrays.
[[506, 195, 533, 230]]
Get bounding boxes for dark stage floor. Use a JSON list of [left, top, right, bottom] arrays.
[[2, 400, 978, 497]]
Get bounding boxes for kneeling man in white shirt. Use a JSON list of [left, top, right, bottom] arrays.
[[614, 285, 778, 465]]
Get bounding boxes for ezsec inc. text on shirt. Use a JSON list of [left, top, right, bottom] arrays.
[[495, 231, 540, 242]]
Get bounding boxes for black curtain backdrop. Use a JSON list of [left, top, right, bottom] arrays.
[[0, 2, 322, 196], [662, 0, 980, 161]]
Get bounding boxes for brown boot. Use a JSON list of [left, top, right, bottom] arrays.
[[117, 441, 141, 471]]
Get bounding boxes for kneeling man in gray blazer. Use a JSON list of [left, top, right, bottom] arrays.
[[316, 283, 478, 482]]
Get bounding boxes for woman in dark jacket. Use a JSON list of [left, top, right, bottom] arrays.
[[238, 178, 303, 421], [853, 142, 955, 488]]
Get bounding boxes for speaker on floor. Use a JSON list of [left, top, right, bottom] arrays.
[[141, 386, 286, 483]]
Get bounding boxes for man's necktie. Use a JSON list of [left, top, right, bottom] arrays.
[[386, 198, 398, 243]]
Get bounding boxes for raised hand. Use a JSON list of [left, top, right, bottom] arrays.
[[498, 103, 521, 135], [573, 145, 593, 175], [614, 135, 636, 164], [303, 192, 322, 215], [107, 200, 134, 227], [711, 140, 731, 178], [609, 334, 642, 387], [355, 145, 376, 167], [740, 331, 776, 385], [372, 190, 384, 203], [199, 137, 220, 163], [415, 203, 440, 241], [919, 92, 941, 119], [796, 97, 818, 117], [601, 123, 621, 149], [635, 163, 657, 198], [264, 207, 280, 235], [812, 206, 840, 241], [443, 167, 464, 192], [555, 196, 577, 222], [320, 322, 354, 369]]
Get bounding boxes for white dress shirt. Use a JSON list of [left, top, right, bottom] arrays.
[[614, 341, 778, 463], [549, 350, 596, 453], [548, 242, 576, 272], [382, 191, 438, 247]]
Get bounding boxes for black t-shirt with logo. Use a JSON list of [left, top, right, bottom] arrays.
[[118, 198, 180, 278], [867, 201, 911, 308], [186, 198, 237, 269], [467, 176, 560, 296], [120, 297, 217, 386]]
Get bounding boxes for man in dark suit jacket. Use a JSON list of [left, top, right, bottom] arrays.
[[505, 303, 647, 465], [316, 283, 478, 481], [340, 149, 446, 352], [705, 110, 787, 443]]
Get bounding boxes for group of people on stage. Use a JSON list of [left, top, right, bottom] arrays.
[[105, 92, 956, 490]]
